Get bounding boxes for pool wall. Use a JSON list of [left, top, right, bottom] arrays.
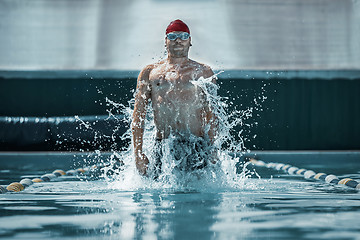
[[1, 70, 360, 151]]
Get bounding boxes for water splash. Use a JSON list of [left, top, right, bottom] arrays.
[[101, 73, 265, 192]]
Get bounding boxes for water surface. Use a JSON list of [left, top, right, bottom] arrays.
[[1, 158, 360, 240]]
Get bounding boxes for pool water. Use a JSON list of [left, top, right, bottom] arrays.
[[1, 152, 360, 240]]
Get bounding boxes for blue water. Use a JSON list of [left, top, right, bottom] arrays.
[[1, 152, 360, 240], [1, 75, 360, 239]]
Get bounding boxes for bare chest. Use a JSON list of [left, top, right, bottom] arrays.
[[149, 69, 201, 103]]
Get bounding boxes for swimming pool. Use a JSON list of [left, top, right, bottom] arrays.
[[1, 151, 359, 240]]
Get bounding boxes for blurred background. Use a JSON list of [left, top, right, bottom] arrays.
[[0, 0, 359, 151], [0, 0, 359, 70]]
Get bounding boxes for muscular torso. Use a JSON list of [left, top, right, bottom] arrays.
[[148, 60, 211, 139]]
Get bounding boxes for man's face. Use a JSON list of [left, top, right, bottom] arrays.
[[165, 31, 191, 58]]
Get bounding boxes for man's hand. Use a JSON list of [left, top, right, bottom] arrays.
[[135, 152, 149, 176]]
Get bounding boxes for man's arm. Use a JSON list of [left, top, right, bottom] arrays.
[[203, 65, 217, 84], [201, 66, 219, 164], [205, 107, 217, 144], [131, 66, 152, 175], [202, 66, 218, 144]]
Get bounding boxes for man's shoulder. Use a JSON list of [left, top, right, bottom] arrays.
[[189, 59, 214, 78], [141, 64, 155, 73], [141, 60, 165, 73], [189, 59, 212, 71]]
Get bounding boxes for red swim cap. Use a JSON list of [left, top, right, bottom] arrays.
[[166, 19, 190, 34]]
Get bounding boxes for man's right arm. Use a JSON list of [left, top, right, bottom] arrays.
[[131, 66, 152, 175]]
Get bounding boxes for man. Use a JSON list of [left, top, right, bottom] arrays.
[[131, 19, 217, 176]]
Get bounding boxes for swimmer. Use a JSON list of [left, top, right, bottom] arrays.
[[132, 19, 218, 176]]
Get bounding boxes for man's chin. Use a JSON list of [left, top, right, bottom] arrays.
[[170, 50, 187, 57]]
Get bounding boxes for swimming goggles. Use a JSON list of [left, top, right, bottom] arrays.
[[166, 32, 191, 41]]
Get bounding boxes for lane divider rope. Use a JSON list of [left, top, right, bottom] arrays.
[[3, 158, 357, 193], [249, 158, 360, 190], [0, 162, 115, 194]]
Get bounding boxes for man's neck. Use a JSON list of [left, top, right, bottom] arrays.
[[167, 56, 189, 66]]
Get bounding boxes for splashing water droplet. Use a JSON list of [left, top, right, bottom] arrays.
[[100, 73, 264, 192]]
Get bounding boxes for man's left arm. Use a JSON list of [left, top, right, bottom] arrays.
[[202, 66, 218, 144], [205, 106, 218, 144]]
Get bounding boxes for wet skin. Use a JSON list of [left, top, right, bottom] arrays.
[[132, 32, 217, 175]]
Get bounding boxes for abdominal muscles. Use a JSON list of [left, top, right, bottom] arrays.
[[152, 86, 206, 139]]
